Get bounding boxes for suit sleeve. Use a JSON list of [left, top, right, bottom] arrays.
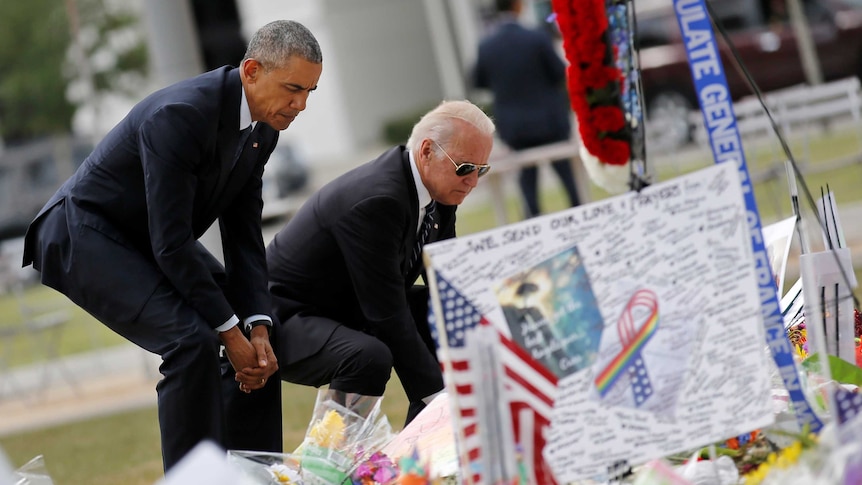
[[333, 195, 443, 401], [138, 104, 236, 328], [219, 131, 278, 320]]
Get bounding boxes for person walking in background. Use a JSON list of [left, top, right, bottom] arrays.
[[473, 0, 580, 218], [265, 100, 495, 426], [21, 20, 322, 471]]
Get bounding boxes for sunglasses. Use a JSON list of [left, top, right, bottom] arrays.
[[433, 141, 491, 178]]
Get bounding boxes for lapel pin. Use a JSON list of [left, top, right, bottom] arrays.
[[252, 142, 259, 148]]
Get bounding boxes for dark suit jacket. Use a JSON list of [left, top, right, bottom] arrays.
[[474, 18, 571, 148], [23, 67, 278, 328], [266, 146, 452, 401]]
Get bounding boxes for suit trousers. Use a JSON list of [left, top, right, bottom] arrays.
[[219, 331, 282, 456], [404, 285, 437, 425], [39, 214, 282, 470], [275, 286, 440, 427], [279, 320, 394, 396], [518, 158, 580, 218]]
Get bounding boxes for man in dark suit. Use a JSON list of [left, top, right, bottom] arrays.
[[473, 0, 580, 218], [266, 100, 495, 424], [21, 20, 322, 471]]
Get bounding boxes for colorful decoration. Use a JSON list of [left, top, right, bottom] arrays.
[[788, 323, 808, 359], [856, 309, 862, 368], [396, 448, 431, 485]]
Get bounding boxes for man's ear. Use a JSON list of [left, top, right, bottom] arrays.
[[419, 139, 433, 164], [241, 59, 261, 84]]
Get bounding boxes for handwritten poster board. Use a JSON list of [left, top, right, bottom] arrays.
[[424, 163, 774, 482], [381, 394, 459, 478]]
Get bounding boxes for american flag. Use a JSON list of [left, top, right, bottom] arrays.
[[431, 274, 559, 485], [834, 385, 862, 425]]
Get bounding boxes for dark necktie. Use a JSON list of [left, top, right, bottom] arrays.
[[408, 201, 436, 275], [233, 125, 253, 168]]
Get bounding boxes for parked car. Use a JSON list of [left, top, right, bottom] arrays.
[[0, 136, 308, 240], [0, 136, 90, 240], [636, 0, 862, 149]]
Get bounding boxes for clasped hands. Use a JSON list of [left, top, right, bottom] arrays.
[[219, 325, 278, 393]]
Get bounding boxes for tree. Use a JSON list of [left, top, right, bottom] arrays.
[[0, 2, 74, 144], [0, 0, 147, 145]]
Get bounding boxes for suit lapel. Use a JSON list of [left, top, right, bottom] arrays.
[[224, 123, 265, 194], [203, 69, 243, 221], [202, 126, 271, 225], [211, 133, 240, 204], [401, 148, 422, 277]]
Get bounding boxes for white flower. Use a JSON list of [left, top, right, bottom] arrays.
[[579, 144, 631, 194]]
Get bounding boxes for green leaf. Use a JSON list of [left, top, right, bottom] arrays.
[[801, 353, 862, 387]]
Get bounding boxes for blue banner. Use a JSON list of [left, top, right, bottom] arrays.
[[672, 0, 822, 433]]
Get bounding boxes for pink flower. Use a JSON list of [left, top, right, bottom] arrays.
[[351, 451, 398, 484]]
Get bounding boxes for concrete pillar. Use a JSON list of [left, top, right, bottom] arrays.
[[421, 0, 466, 99], [142, 1, 225, 262], [141, 0, 204, 86], [447, 0, 483, 71], [786, 0, 823, 85]]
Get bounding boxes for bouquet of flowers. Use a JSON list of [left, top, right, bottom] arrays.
[[227, 389, 397, 485], [293, 389, 396, 485]]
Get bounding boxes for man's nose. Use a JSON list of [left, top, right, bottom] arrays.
[[463, 171, 480, 188], [290, 92, 310, 111]]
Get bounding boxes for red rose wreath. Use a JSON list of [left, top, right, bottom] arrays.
[[551, 0, 633, 193]]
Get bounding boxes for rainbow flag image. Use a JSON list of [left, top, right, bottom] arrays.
[[594, 289, 659, 399]]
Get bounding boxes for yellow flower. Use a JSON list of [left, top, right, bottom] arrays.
[[745, 462, 771, 484], [743, 438, 810, 484], [779, 441, 802, 465], [307, 409, 346, 448]]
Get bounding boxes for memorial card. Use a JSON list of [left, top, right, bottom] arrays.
[[762, 216, 797, 296], [425, 162, 774, 482]]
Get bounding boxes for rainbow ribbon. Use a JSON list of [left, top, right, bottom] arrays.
[[595, 289, 659, 406]]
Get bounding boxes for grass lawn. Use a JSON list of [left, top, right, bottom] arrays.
[[459, 125, 862, 233], [2, 407, 163, 485], [0, 124, 861, 482], [0, 381, 410, 485], [0, 286, 126, 369]]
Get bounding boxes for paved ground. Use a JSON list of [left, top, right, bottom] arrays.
[[2, 154, 862, 438], [0, 344, 160, 436]]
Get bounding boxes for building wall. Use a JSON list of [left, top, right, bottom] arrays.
[[323, 0, 445, 148], [238, 0, 452, 165], [238, 0, 353, 163]]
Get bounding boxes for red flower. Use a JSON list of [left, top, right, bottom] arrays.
[[601, 138, 631, 166], [551, 0, 631, 168], [580, 66, 619, 90], [592, 106, 625, 132]]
